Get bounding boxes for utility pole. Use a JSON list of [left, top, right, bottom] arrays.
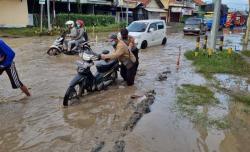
[[243, 0, 250, 50], [209, 0, 221, 51], [53, 0, 56, 19], [68, 0, 70, 20], [40, 4, 44, 32], [47, 0, 52, 31], [126, 0, 129, 25], [39, 0, 46, 32]]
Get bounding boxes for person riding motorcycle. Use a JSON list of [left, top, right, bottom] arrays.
[[71, 20, 87, 51], [101, 33, 137, 86], [64, 20, 78, 52]]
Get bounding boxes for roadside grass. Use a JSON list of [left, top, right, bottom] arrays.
[[185, 50, 250, 78], [230, 91, 250, 105], [241, 50, 250, 57], [177, 84, 218, 106], [176, 84, 229, 129], [0, 24, 122, 37], [0, 27, 40, 37]]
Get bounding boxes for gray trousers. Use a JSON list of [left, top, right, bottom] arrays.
[[64, 40, 76, 51]]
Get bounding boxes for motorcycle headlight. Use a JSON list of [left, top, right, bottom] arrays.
[[77, 67, 85, 73]]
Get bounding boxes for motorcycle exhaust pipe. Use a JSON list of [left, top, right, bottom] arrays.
[[96, 80, 113, 91], [103, 80, 113, 87]]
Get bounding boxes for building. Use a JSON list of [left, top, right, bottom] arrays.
[[27, 0, 114, 15], [0, 0, 29, 28], [145, 0, 167, 20], [131, 0, 166, 22], [192, 0, 205, 16], [167, 0, 196, 22], [0, 0, 167, 27]]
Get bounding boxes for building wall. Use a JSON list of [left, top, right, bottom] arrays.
[[147, 0, 160, 8], [0, 0, 29, 27], [160, 0, 170, 9]]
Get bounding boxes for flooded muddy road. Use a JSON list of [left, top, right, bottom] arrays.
[[1, 31, 250, 152]]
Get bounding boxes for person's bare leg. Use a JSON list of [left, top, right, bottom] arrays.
[[20, 85, 31, 96]]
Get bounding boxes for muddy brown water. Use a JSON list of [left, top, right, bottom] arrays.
[[0, 31, 250, 152]]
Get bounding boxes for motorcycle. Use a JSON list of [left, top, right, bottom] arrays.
[[63, 49, 119, 106], [47, 32, 91, 56]]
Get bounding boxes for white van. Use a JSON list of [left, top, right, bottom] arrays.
[[127, 20, 167, 49]]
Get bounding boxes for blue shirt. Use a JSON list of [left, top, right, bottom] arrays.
[[0, 39, 15, 68]]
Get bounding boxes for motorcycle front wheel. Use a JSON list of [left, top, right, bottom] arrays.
[[47, 48, 61, 56], [63, 84, 84, 106]]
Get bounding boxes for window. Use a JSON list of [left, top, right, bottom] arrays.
[[157, 22, 164, 30], [127, 22, 148, 32], [148, 23, 157, 31]]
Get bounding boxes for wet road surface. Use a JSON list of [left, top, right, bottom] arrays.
[[0, 30, 250, 152]]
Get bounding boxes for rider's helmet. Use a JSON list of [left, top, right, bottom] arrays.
[[76, 20, 84, 28], [65, 20, 74, 28]]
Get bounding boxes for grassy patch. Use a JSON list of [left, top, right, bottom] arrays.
[[230, 91, 250, 105], [241, 50, 250, 57], [185, 50, 250, 78], [0, 27, 40, 37], [0, 24, 122, 37], [177, 84, 218, 106], [176, 84, 229, 129], [89, 24, 122, 33]]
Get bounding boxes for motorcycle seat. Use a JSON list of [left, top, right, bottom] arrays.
[[96, 60, 118, 73]]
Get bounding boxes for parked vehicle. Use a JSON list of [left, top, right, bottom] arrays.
[[183, 17, 207, 35], [127, 20, 167, 49], [225, 12, 246, 28], [47, 32, 91, 56], [63, 50, 119, 106], [204, 12, 227, 31]]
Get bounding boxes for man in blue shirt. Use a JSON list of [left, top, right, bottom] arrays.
[[0, 39, 30, 96]]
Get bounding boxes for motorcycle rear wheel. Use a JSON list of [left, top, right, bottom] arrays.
[[47, 48, 61, 56]]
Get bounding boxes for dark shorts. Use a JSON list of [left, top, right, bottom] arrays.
[[0, 62, 23, 89]]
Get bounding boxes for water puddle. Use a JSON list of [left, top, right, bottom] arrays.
[[214, 74, 250, 92], [1, 30, 250, 152]]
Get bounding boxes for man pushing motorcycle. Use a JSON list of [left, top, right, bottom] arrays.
[[0, 39, 30, 96], [101, 34, 137, 86]]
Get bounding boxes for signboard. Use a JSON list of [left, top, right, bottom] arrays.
[[39, 0, 45, 4], [182, 8, 192, 15], [171, 7, 182, 13]]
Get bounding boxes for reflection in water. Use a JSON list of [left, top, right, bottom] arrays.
[[214, 74, 250, 93], [195, 106, 209, 152], [220, 100, 250, 152]]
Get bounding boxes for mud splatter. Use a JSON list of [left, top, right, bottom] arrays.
[[111, 140, 125, 152], [123, 90, 156, 131], [91, 141, 105, 152]]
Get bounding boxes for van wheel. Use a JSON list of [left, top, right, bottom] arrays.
[[162, 38, 167, 45], [141, 41, 147, 49]]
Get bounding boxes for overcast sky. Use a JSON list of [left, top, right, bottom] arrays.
[[205, 0, 249, 11]]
